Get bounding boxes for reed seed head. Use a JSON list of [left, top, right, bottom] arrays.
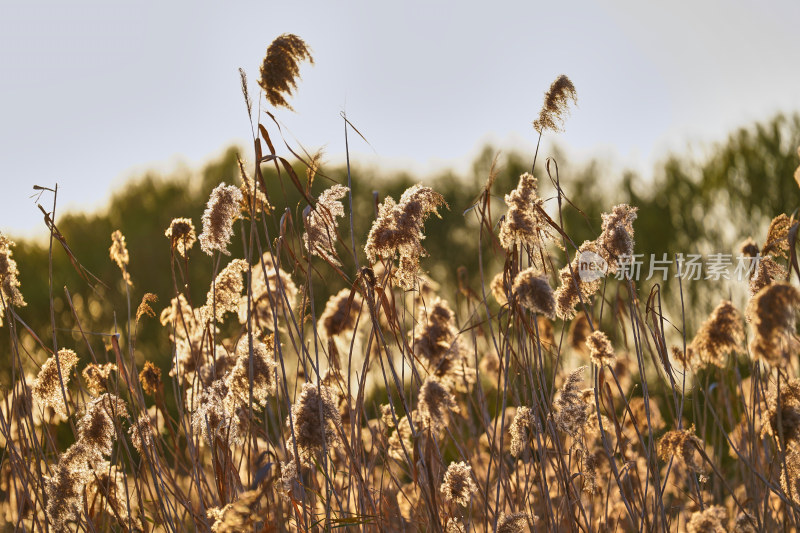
[[440, 461, 477, 507], [533, 75, 577, 133], [258, 34, 314, 111], [199, 183, 242, 256], [318, 288, 362, 338], [33, 349, 78, 418], [686, 505, 727, 533], [139, 361, 162, 396], [364, 184, 447, 290], [586, 330, 616, 367], [0, 233, 25, 326], [165, 217, 196, 257], [109, 230, 131, 285], [689, 300, 744, 368], [512, 267, 556, 319], [303, 184, 348, 266], [747, 282, 800, 366], [288, 382, 342, 465]]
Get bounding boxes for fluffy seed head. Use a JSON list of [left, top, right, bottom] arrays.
[[497, 512, 530, 533], [689, 300, 744, 368], [204, 259, 248, 321], [554, 241, 604, 319], [258, 33, 314, 110], [586, 330, 615, 366], [33, 349, 79, 418], [418, 378, 458, 431], [732, 513, 758, 533], [303, 184, 348, 265], [77, 394, 127, 456], [318, 288, 362, 338], [509, 406, 536, 457], [192, 380, 236, 445], [445, 518, 466, 533], [84, 461, 129, 526], [762, 378, 800, 446], [533, 74, 577, 133], [512, 268, 556, 319], [762, 213, 794, 259], [130, 412, 155, 454], [598, 204, 638, 270], [0, 233, 25, 326], [554, 366, 589, 438], [139, 361, 162, 395], [279, 458, 300, 502], [109, 230, 131, 285], [238, 253, 297, 332], [199, 183, 243, 256], [781, 445, 800, 504], [225, 338, 277, 409], [412, 297, 473, 388], [82, 363, 116, 396], [739, 237, 760, 258], [165, 217, 196, 258], [498, 172, 557, 256], [686, 505, 727, 533], [657, 426, 707, 474], [490, 271, 510, 306], [208, 489, 261, 532], [45, 441, 100, 532], [288, 382, 342, 465], [749, 255, 787, 295], [747, 282, 800, 366], [440, 461, 477, 507], [364, 184, 447, 290]]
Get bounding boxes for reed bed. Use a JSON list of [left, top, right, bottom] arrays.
[[1, 34, 800, 532]]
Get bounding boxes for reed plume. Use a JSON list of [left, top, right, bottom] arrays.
[[512, 267, 556, 319], [686, 505, 727, 533], [747, 282, 800, 366], [164, 217, 196, 258], [0, 233, 25, 326], [498, 172, 557, 256], [303, 184, 348, 265], [204, 258, 248, 321], [586, 330, 615, 367], [109, 230, 131, 285], [689, 300, 744, 368], [318, 288, 362, 338], [497, 512, 530, 533], [237, 252, 297, 333], [139, 360, 162, 395], [533, 75, 577, 133], [258, 33, 314, 110], [199, 183, 242, 256], [509, 406, 536, 457], [33, 348, 78, 418], [554, 366, 589, 438], [418, 378, 458, 431], [82, 362, 116, 396], [365, 184, 447, 290], [440, 461, 477, 507], [288, 382, 342, 465], [657, 426, 706, 474]]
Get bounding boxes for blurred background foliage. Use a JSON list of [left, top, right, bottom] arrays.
[[4, 112, 800, 389]]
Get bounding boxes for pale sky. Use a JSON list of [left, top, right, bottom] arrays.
[[2, 0, 799, 236]]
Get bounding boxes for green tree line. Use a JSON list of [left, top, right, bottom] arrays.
[[4, 112, 800, 388]]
